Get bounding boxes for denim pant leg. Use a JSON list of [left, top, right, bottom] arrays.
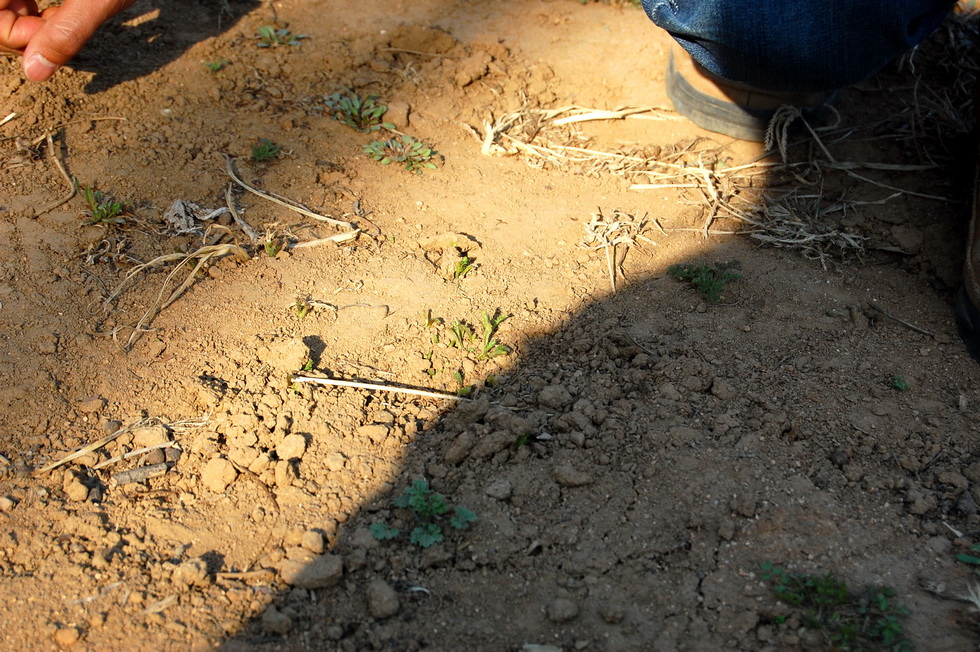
[[642, 0, 956, 92]]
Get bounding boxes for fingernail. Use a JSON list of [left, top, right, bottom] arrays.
[[24, 54, 58, 81]]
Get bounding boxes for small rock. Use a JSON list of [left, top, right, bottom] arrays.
[[538, 385, 573, 410], [77, 396, 106, 413], [546, 598, 580, 623], [355, 424, 391, 444], [261, 606, 292, 635], [62, 470, 89, 502], [710, 378, 734, 401], [172, 558, 210, 589], [963, 462, 980, 484], [957, 490, 978, 515], [485, 478, 513, 501], [54, 626, 80, 647], [600, 602, 625, 624], [829, 450, 848, 469], [938, 471, 969, 494], [276, 434, 307, 461], [444, 432, 474, 465], [201, 457, 237, 493], [366, 578, 400, 619], [553, 465, 593, 488], [301, 530, 325, 554], [324, 452, 346, 472], [0, 496, 15, 511], [132, 425, 170, 448], [385, 101, 410, 129], [279, 554, 343, 589]]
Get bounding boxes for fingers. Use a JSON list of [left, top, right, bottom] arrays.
[[0, 0, 42, 54], [22, 0, 137, 81]]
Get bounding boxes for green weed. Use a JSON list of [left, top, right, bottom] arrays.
[[888, 375, 911, 391], [204, 59, 229, 72], [443, 311, 510, 360], [364, 135, 438, 174], [325, 90, 394, 132], [256, 25, 305, 47], [761, 562, 912, 651], [251, 138, 281, 162], [667, 261, 742, 303], [370, 478, 477, 548], [453, 253, 476, 280], [80, 185, 127, 226]]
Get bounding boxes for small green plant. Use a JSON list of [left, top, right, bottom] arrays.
[[300, 357, 314, 372], [888, 375, 911, 391], [364, 135, 438, 174], [956, 542, 980, 566], [761, 562, 912, 651], [80, 185, 127, 225], [264, 236, 283, 257], [370, 479, 477, 548], [294, 297, 312, 320], [204, 59, 229, 72], [667, 261, 742, 304], [252, 138, 282, 162], [453, 253, 476, 280], [325, 90, 394, 132], [453, 370, 473, 397], [477, 311, 510, 360], [256, 25, 305, 47], [447, 320, 475, 350]]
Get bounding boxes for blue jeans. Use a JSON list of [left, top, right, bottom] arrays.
[[642, 0, 957, 92]]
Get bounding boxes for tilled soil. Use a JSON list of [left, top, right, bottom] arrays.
[[2, 0, 980, 650]]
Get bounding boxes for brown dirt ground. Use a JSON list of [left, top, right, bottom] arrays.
[[4, 0, 980, 650]]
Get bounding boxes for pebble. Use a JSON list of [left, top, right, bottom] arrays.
[[545, 598, 580, 623], [485, 478, 513, 501], [132, 425, 170, 448], [201, 457, 237, 493], [77, 396, 106, 414], [172, 558, 210, 589], [367, 578, 400, 619], [355, 424, 391, 444], [276, 434, 307, 461], [324, 452, 346, 472], [53, 626, 80, 647], [279, 554, 343, 589], [62, 471, 89, 502], [301, 530, 325, 554], [552, 465, 593, 488], [260, 606, 292, 635], [538, 385, 573, 410]]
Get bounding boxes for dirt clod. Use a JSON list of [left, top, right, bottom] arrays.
[[366, 578, 400, 619]]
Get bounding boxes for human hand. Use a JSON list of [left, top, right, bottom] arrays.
[[0, 0, 138, 81]]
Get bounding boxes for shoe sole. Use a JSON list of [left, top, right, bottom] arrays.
[[665, 51, 835, 143]]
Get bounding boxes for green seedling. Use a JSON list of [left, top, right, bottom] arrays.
[[252, 138, 281, 162], [453, 254, 476, 280], [370, 478, 477, 548], [364, 135, 438, 174], [264, 237, 283, 257], [256, 25, 305, 47], [447, 320, 475, 350], [453, 370, 473, 397], [325, 90, 394, 132], [204, 59, 229, 72], [294, 297, 312, 320], [300, 358, 314, 372], [761, 562, 911, 651], [667, 261, 742, 304], [956, 542, 980, 566], [888, 374, 911, 391], [477, 311, 510, 360], [80, 185, 127, 225]]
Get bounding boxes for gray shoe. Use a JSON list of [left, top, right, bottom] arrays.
[[665, 45, 835, 142]]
